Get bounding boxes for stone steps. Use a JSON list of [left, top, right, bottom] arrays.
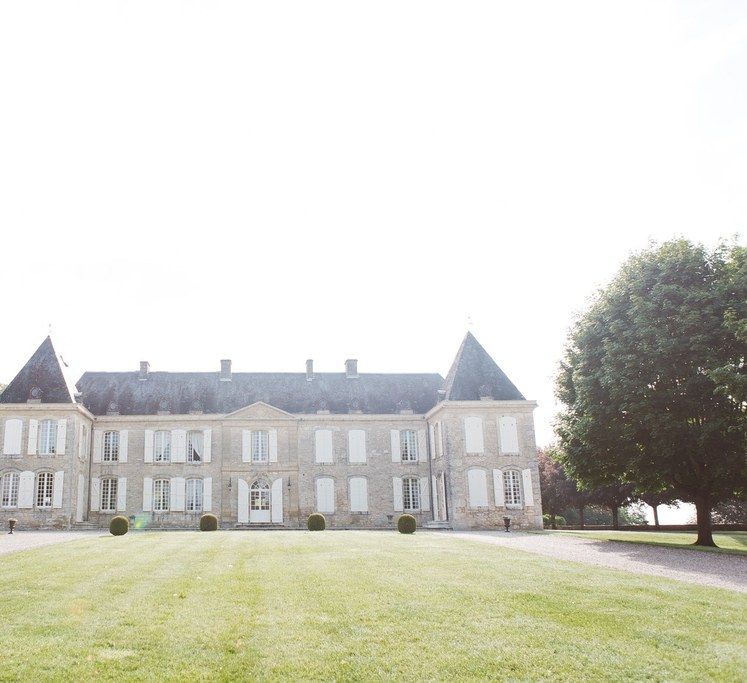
[[423, 520, 452, 530]]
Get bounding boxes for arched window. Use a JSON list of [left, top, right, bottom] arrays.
[[153, 478, 170, 511], [186, 478, 203, 512], [1, 472, 20, 508], [402, 476, 420, 511], [154, 431, 171, 462], [103, 431, 119, 461], [250, 480, 270, 513], [503, 470, 523, 508], [36, 472, 54, 508], [38, 420, 57, 455]]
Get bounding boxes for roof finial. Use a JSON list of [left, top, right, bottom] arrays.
[[48, 322, 52, 336], [467, 313, 474, 329]]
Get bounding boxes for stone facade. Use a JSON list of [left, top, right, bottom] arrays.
[[0, 334, 543, 531]]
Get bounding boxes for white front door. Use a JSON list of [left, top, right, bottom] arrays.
[[250, 482, 271, 523]]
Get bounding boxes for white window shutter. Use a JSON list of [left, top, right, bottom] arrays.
[[464, 417, 484, 454], [242, 430, 251, 462], [271, 477, 283, 523], [499, 416, 519, 454], [428, 424, 436, 460], [143, 430, 154, 463], [238, 478, 249, 523], [348, 429, 366, 463], [119, 430, 128, 463], [203, 477, 212, 512], [142, 476, 153, 512], [92, 430, 103, 463], [522, 468, 534, 507], [390, 430, 401, 462], [203, 429, 212, 463], [90, 476, 101, 512], [78, 423, 84, 458], [171, 476, 186, 511], [417, 430, 427, 462], [316, 477, 335, 513], [76, 474, 85, 521], [431, 475, 439, 519], [419, 477, 431, 511], [467, 469, 488, 508], [392, 477, 403, 512], [172, 430, 186, 463], [3, 418, 23, 455], [27, 419, 38, 455], [269, 429, 278, 462], [350, 477, 368, 512], [315, 430, 333, 463], [52, 471, 64, 508], [17, 471, 34, 508], [56, 419, 67, 455], [117, 477, 127, 511], [493, 469, 505, 506]]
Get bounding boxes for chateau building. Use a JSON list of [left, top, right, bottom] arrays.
[[0, 333, 542, 530]]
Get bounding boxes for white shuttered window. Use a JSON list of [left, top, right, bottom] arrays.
[[1, 472, 19, 507], [153, 479, 170, 511], [101, 478, 118, 512], [38, 420, 57, 455], [186, 479, 203, 512], [467, 469, 489, 508], [503, 470, 523, 508], [400, 430, 418, 462], [154, 432, 171, 462], [349, 477, 368, 512], [35, 472, 54, 508], [103, 431, 119, 461], [315, 477, 335, 513], [402, 477, 420, 511]]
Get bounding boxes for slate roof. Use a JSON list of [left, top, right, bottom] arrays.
[[0, 337, 77, 404], [76, 371, 446, 416], [443, 332, 524, 401]]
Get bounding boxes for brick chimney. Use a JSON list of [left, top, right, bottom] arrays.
[[139, 361, 149, 381], [345, 359, 358, 378], [306, 359, 314, 381], [220, 359, 232, 382]]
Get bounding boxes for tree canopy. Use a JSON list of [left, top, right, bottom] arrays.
[[555, 239, 746, 546]]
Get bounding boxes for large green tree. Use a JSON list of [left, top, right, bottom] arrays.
[[556, 239, 746, 546]]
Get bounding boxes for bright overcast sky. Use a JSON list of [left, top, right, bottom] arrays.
[[1, 1, 745, 473]]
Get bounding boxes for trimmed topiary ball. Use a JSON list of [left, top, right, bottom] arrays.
[[307, 513, 326, 531], [397, 514, 416, 534], [109, 516, 129, 536], [200, 513, 218, 531]]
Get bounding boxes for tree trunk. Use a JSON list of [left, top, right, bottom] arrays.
[[550, 513, 557, 530], [611, 506, 619, 530], [694, 494, 716, 547], [579, 506, 585, 529], [652, 505, 660, 530]]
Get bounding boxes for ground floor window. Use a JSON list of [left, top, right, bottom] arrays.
[[186, 478, 203, 512], [1, 472, 19, 508], [101, 477, 118, 512], [503, 470, 523, 508], [402, 477, 420, 511], [36, 472, 54, 508], [153, 478, 170, 512]]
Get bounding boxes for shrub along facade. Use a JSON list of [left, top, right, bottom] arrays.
[[0, 333, 542, 530]]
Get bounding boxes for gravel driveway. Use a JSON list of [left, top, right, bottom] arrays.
[[450, 530, 747, 593], [0, 530, 103, 556]]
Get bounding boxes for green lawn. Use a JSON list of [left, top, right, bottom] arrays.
[[557, 530, 747, 554], [0, 531, 745, 682]]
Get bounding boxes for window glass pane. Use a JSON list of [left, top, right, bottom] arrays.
[[400, 430, 417, 461], [252, 431, 268, 462], [39, 420, 57, 455], [103, 431, 119, 461], [186, 479, 203, 511], [187, 432, 203, 462], [2, 473, 19, 507], [155, 432, 171, 462], [36, 472, 54, 508]]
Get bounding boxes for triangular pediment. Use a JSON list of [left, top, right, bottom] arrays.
[[225, 401, 295, 419]]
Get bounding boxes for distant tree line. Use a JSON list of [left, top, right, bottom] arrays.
[[551, 239, 746, 546]]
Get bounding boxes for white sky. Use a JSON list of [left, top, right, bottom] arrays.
[[1, 0, 745, 517]]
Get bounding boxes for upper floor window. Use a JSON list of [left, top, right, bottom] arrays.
[[153, 478, 170, 511], [154, 431, 171, 463], [187, 431, 203, 463], [503, 470, 523, 508], [252, 430, 269, 462], [400, 430, 418, 462], [402, 476, 420, 511], [186, 478, 203, 512], [1, 472, 19, 508], [101, 477, 118, 512], [103, 431, 119, 462], [35, 472, 54, 508], [38, 420, 57, 455]]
